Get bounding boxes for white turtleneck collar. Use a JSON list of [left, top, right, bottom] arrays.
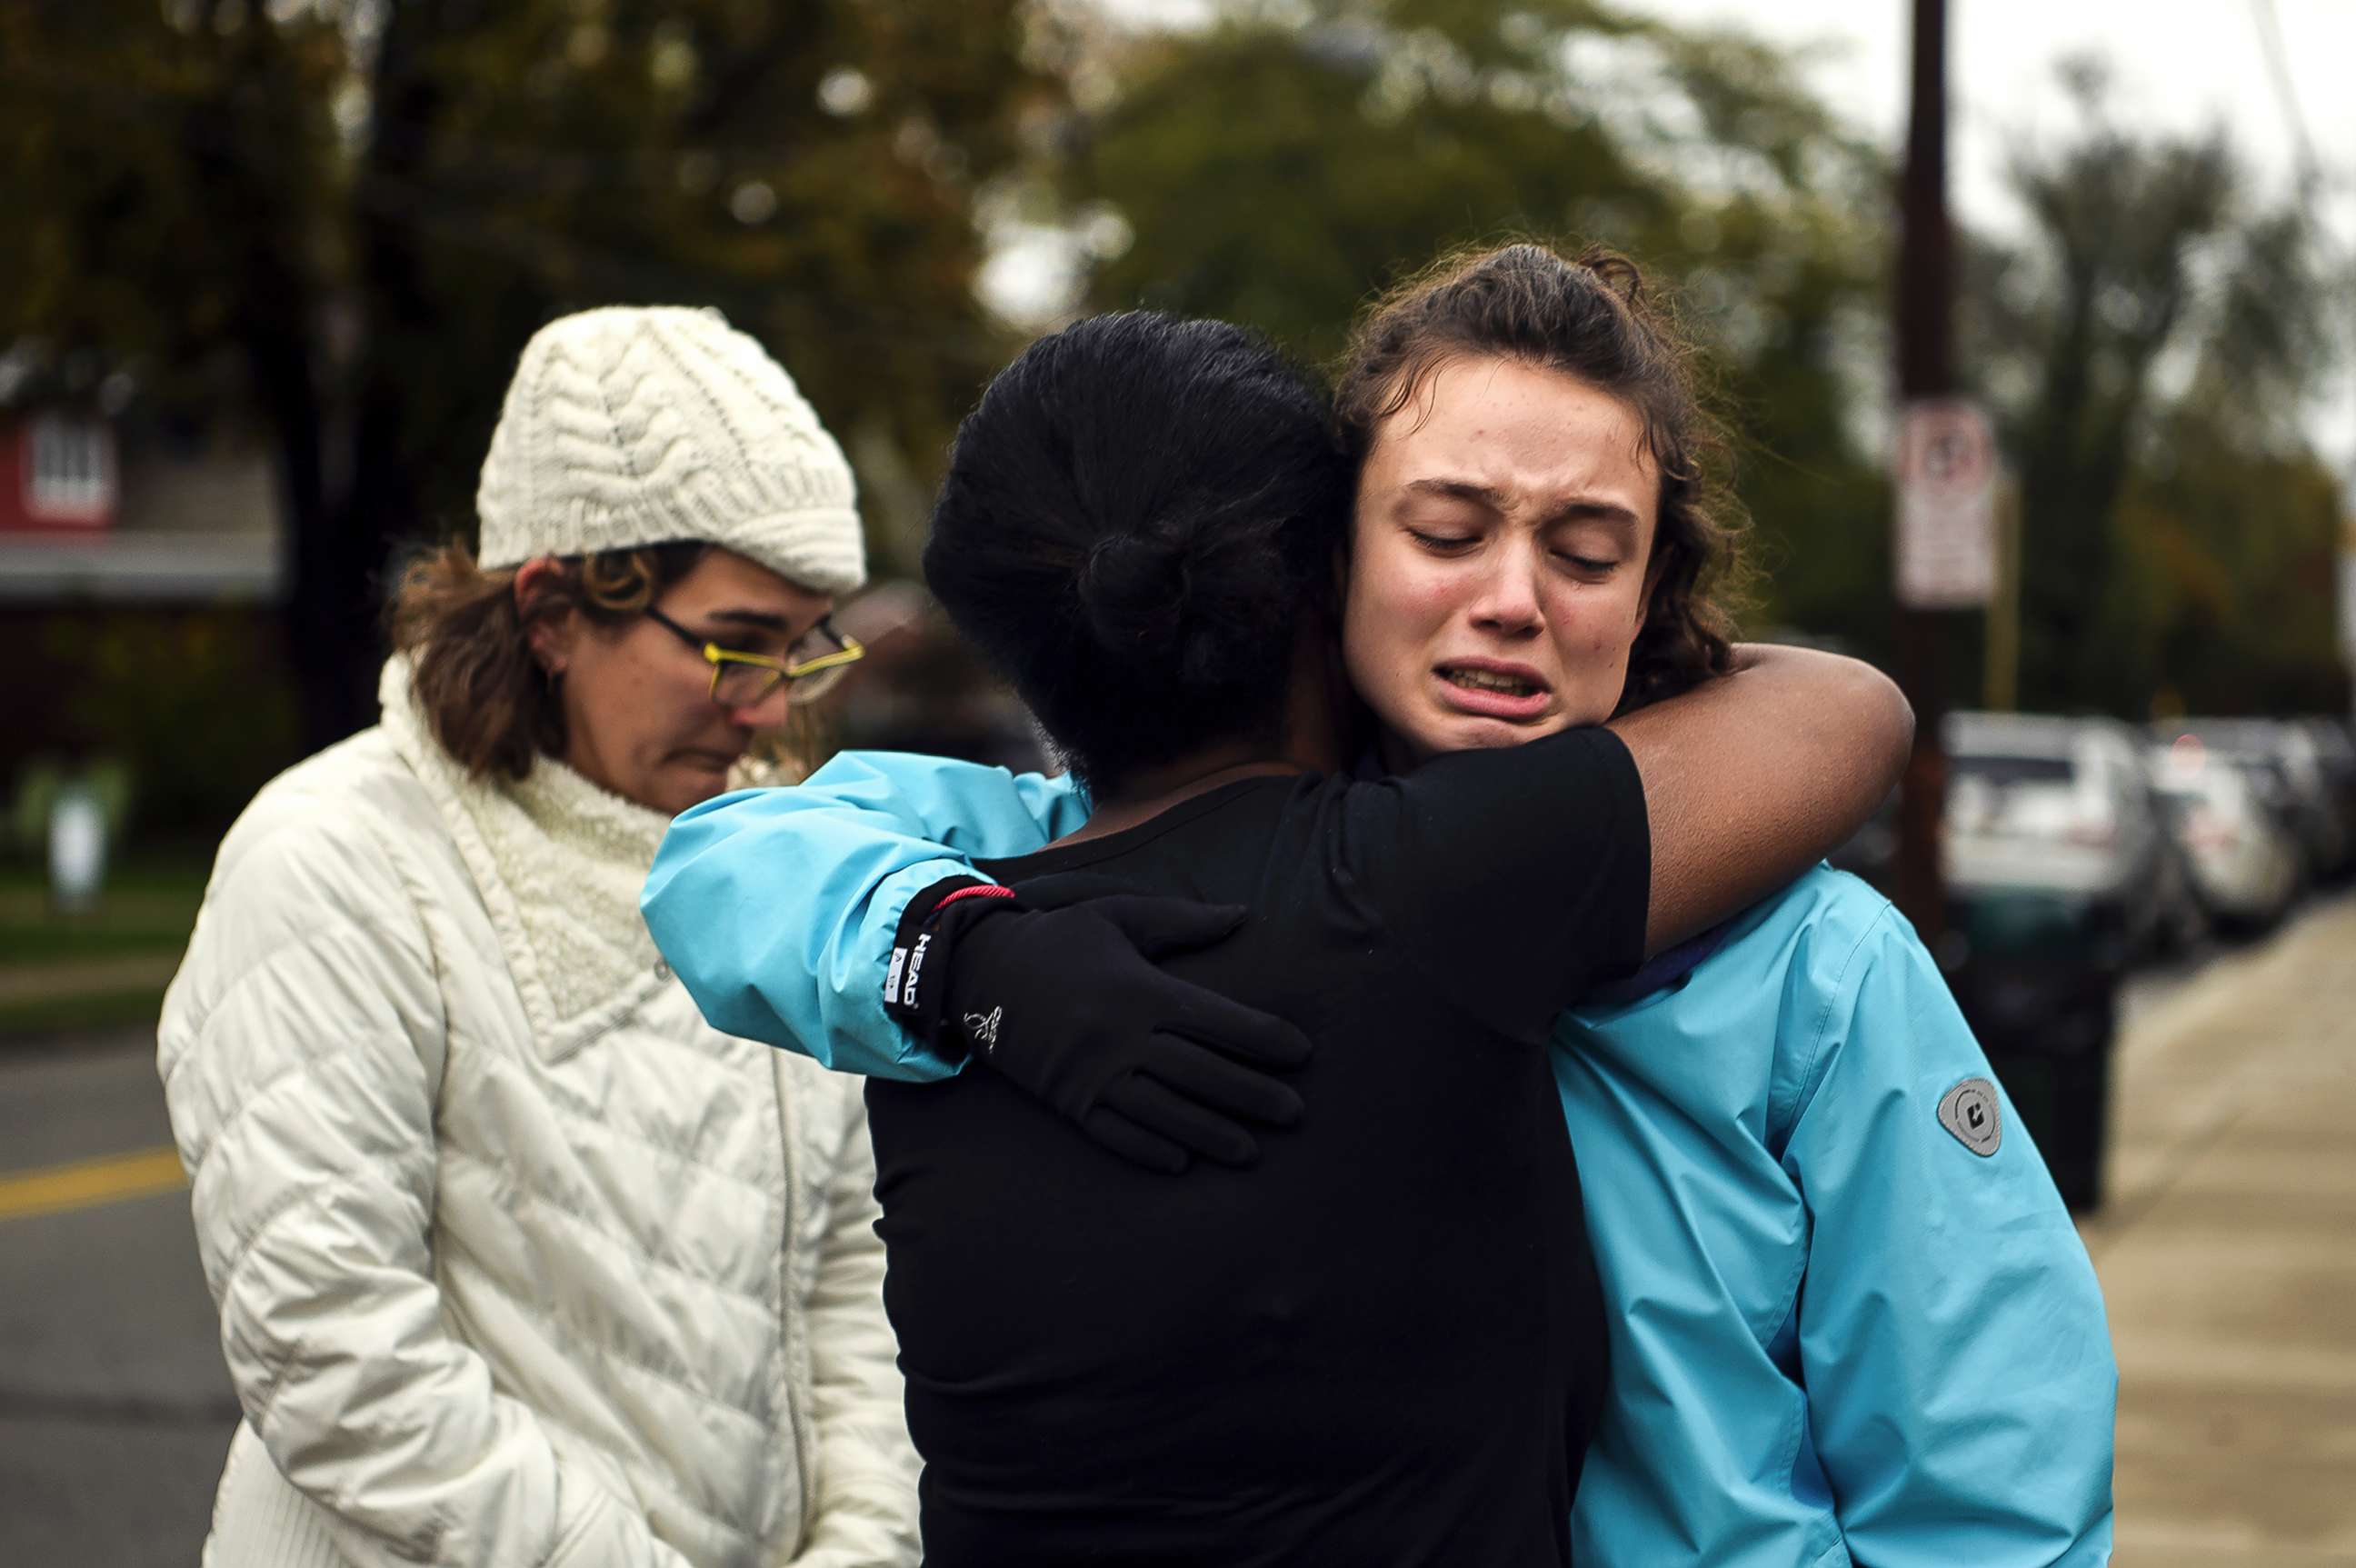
[[378, 657, 675, 1034]]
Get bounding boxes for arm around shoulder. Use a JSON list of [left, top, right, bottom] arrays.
[[1609, 645, 1911, 954], [644, 753, 1083, 1080]]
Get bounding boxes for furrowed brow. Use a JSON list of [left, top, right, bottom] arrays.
[[1542, 501, 1642, 531], [1403, 477, 1508, 509]]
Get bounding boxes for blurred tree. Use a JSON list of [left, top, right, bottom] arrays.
[[1040, 0, 1893, 654], [0, 1, 345, 414], [1, 0, 1058, 748], [0, 0, 345, 780], [2126, 413, 2350, 715], [1963, 61, 2341, 715]]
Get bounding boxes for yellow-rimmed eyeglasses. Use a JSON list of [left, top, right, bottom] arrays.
[[645, 607, 864, 708]]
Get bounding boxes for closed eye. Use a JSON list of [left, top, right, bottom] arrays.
[[1554, 552, 1620, 574], [1407, 529, 1480, 553]]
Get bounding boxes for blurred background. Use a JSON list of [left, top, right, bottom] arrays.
[[1, 2, 2351, 1563]]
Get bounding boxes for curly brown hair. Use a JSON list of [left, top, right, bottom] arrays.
[[1333, 241, 1752, 713], [387, 539, 711, 780]]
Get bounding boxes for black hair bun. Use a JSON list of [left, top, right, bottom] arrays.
[[924, 311, 1352, 788], [1076, 496, 1310, 689], [1076, 530, 1188, 655]]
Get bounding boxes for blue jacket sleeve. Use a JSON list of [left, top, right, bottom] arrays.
[[1782, 907, 2116, 1566], [643, 752, 1085, 1080]]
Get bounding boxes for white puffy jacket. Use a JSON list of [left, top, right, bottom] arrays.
[[158, 662, 917, 1568]]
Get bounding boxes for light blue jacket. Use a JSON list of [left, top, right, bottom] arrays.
[[644, 752, 2117, 1567]]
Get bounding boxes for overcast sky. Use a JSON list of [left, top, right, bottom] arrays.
[[1643, 0, 2352, 235], [1096, 0, 2356, 472], [1636, 0, 2356, 472]]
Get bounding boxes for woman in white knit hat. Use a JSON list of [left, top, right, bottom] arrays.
[[158, 306, 919, 1568]]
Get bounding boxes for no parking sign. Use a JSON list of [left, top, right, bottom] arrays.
[[1894, 399, 1997, 609]]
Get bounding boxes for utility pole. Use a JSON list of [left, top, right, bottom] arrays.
[[1892, 0, 1954, 941]]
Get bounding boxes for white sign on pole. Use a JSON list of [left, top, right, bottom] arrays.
[[49, 784, 107, 916], [1894, 399, 1997, 609]]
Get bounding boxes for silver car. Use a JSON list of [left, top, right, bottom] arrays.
[[1943, 713, 2184, 967], [2149, 740, 2301, 931], [2157, 719, 2350, 884]]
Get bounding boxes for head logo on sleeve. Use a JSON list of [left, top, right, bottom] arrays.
[[1937, 1077, 2002, 1157]]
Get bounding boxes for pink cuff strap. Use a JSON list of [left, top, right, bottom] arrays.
[[930, 884, 1017, 918]]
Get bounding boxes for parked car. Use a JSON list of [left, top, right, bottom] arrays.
[[1943, 712, 2185, 971], [1937, 713, 2164, 1214], [2156, 719, 2350, 884], [2291, 717, 2356, 883], [2149, 741, 2301, 933], [2143, 807, 2212, 956]]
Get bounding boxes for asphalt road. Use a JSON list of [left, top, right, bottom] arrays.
[[0, 1034, 235, 1565], [0, 897, 2346, 1564]]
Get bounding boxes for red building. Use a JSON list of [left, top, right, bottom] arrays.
[[0, 413, 118, 534]]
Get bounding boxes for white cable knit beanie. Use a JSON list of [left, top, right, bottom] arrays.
[[475, 305, 866, 594]]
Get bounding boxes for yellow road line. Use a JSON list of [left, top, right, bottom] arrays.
[[0, 1145, 187, 1223]]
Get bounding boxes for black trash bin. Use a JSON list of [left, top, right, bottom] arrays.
[[1941, 890, 2121, 1213]]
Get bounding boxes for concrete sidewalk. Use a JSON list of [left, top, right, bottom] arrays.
[[2081, 892, 2356, 1565]]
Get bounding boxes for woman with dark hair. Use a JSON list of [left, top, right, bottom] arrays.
[[160, 307, 917, 1568], [1327, 245, 2114, 1563], [649, 303, 1912, 1564], [652, 244, 2113, 1566]]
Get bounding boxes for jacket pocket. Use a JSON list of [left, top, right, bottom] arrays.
[[204, 1423, 354, 1568]]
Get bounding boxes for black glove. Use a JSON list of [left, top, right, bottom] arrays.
[[885, 875, 1313, 1174]]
